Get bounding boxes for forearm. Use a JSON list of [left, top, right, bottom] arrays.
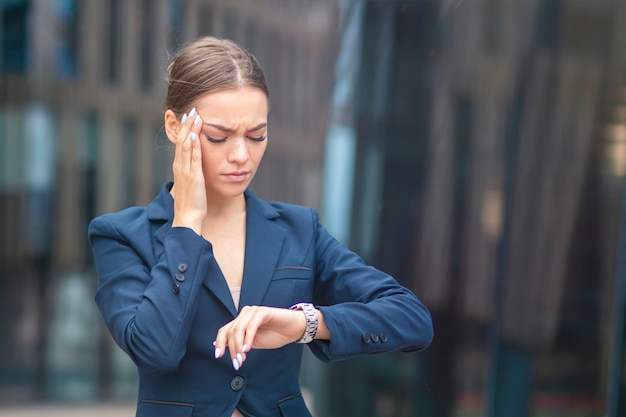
[[314, 308, 330, 341], [308, 295, 433, 363]]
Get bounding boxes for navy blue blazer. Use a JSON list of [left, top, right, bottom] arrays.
[[89, 182, 433, 417]]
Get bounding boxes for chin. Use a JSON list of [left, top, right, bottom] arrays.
[[221, 183, 250, 198]]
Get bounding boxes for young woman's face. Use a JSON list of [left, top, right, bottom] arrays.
[[192, 87, 269, 199]]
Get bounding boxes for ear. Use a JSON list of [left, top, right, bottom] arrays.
[[164, 109, 180, 144]]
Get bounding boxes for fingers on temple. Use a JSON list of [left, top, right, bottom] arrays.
[[176, 108, 203, 170], [178, 107, 201, 145]]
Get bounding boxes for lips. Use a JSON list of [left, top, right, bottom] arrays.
[[223, 171, 249, 182]]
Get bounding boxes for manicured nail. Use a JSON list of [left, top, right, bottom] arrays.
[[189, 107, 196, 117], [181, 113, 188, 123], [194, 115, 201, 125], [190, 132, 197, 141], [236, 353, 243, 366], [232, 358, 240, 371], [214, 347, 221, 359], [242, 344, 248, 353]]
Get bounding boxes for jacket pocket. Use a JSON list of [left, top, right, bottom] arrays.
[[267, 268, 313, 307], [139, 399, 194, 417], [277, 393, 313, 417], [273, 266, 312, 278]]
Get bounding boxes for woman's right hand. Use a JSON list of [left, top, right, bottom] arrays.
[[171, 107, 206, 235]]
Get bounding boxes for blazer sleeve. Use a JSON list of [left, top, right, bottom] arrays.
[[307, 210, 433, 362], [89, 215, 213, 374]]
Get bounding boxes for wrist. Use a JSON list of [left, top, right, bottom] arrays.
[[172, 216, 203, 235], [289, 303, 318, 344]]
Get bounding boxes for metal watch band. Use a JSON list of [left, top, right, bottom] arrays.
[[289, 302, 318, 344]]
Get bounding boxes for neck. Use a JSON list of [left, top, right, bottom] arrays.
[[205, 191, 247, 218]]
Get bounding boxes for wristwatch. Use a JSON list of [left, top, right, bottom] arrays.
[[289, 303, 318, 344]]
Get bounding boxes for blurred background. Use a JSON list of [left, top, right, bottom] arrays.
[[1, 0, 626, 416]]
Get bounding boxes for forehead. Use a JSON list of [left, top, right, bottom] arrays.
[[194, 87, 268, 119]]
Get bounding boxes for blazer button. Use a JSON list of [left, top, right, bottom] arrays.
[[379, 333, 388, 343], [177, 262, 188, 272], [370, 332, 379, 343], [362, 333, 371, 344], [172, 283, 180, 294], [175, 273, 185, 282], [230, 376, 245, 392]]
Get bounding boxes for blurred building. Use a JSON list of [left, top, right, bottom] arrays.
[[5, 0, 626, 417], [341, 1, 626, 416]]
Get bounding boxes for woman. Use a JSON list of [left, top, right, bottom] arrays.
[[89, 36, 433, 417]]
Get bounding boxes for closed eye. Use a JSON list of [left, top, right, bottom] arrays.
[[248, 135, 266, 142], [206, 136, 227, 143], [205, 135, 266, 143]]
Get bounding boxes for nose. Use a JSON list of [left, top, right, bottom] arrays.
[[228, 137, 250, 164]]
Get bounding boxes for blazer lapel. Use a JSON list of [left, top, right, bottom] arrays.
[[239, 190, 285, 308], [203, 257, 239, 317]]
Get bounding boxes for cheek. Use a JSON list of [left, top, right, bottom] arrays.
[[200, 143, 219, 167], [252, 142, 268, 161]]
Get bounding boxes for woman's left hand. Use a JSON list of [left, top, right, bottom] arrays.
[[213, 306, 307, 370]]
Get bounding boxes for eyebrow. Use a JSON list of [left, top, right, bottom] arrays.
[[204, 122, 267, 133]]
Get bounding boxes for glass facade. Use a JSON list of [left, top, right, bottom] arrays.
[[317, 1, 626, 416], [2, 1, 626, 417]]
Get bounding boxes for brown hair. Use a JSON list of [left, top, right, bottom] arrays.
[[164, 37, 269, 115]]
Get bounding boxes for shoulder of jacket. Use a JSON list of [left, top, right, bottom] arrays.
[[269, 200, 316, 215], [269, 201, 320, 227], [246, 189, 319, 224], [88, 205, 150, 237]]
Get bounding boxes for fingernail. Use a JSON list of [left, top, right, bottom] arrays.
[[189, 107, 196, 117], [236, 353, 243, 366], [190, 132, 197, 141], [214, 347, 221, 359], [232, 358, 240, 371], [242, 344, 248, 353], [194, 115, 201, 125], [181, 113, 188, 123]]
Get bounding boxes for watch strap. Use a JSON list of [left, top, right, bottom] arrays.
[[289, 302, 318, 344]]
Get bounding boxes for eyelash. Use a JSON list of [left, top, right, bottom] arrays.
[[206, 135, 266, 143]]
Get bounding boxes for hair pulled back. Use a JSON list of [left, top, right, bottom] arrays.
[[164, 37, 269, 115]]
